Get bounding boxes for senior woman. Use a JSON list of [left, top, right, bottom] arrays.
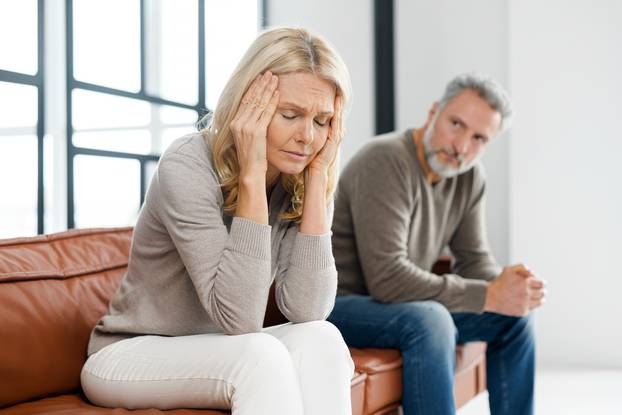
[[80, 27, 353, 414]]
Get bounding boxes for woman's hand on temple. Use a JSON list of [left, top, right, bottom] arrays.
[[307, 93, 344, 177], [299, 94, 343, 234], [231, 71, 279, 224], [229, 71, 280, 181]]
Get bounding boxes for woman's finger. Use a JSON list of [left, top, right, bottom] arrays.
[[251, 75, 279, 121], [312, 94, 344, 167], [238, 71, 272, 123], [316, 131, 339, 167], [233, 76, 260, 128], [330, 94, 343, 142], [258, 89, 280, 129], [250, 71, 273, 105], [240, 74, 262, 108]]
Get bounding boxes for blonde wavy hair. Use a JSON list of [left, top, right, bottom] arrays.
[[199, 27, 352, 222]]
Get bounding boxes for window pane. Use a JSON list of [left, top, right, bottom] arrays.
[[0, 135, 38, 238], [73, 0, 141, 91], [147, 0, 198, 104], [160, 105, 198, 125], [72, 89, 151, 130], [74, 156, 140, 228], [205, 0, 259, 109], [157, 105, 198, 153], [73, 129, 152, 155], [0, 82, 38, 128], [0, 0, 37, 74]]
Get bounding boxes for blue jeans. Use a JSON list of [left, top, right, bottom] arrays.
[[328, 295, 535, 415]]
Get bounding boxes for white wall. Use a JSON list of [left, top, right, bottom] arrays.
[[267, 0, 374, 164], [395, 0, 510, 265], [269, 0, 622, 368], [509, 0, 622, 368], [269, 0, 510, 264]]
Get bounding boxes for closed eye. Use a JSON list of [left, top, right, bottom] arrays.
[[314, 119, 327, 127], [281, 113, 297, 120]]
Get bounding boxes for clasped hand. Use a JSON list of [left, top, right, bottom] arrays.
[[485, 264, 547, 317]]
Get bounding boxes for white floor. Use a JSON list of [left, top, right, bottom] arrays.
[[457, 369, 622, 415]]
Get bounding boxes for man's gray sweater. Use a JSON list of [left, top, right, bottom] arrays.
[[332, 129, 501, 313]]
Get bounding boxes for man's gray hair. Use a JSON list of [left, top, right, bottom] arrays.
[[438, 73, 513, 133]]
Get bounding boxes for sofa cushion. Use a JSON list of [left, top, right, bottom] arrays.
[[350, 371, 367, 415], [349, 342, 487, 414], [350, 348, 402, 415], [0, 228, 133, 408], [0, 373, 369, 415], [456, 341, 487, 372], [454, 342, 487, 408]]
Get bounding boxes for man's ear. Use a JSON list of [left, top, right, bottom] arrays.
[[424, 102, 439, 128]]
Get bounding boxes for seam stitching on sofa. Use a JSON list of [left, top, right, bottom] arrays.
[[0, 261, 129, 281], [0, 227, 133, 247]]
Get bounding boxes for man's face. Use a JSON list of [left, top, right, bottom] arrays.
[[422, 89, 501, 178]]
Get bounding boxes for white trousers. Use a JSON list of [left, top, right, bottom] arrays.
[[81, 321, 354, 415]]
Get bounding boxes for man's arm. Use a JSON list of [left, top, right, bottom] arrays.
[[449, 166, 502, 281], [448, 165, 547, 316]]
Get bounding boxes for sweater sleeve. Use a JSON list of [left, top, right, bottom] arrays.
[[348, 149, 489, 313], [274, 201, 338, 323], [449, 165, 502, 282], [156, 152, 272, 335]]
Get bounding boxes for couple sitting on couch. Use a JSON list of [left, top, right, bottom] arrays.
[[81, 27, 546, 415]]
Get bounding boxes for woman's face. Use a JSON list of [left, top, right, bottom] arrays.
[[265, 72, 336, 178]]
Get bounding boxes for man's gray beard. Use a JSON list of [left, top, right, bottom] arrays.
[[422, 119, 479, 179]]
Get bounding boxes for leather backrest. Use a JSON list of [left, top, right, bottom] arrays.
[[0, 228, 132, 408]]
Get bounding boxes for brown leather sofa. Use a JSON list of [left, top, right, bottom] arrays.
[[0, 227, 487, 414]]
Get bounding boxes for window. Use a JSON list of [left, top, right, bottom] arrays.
[[67, 0, 262, 229], [0, 0, 263, 238]]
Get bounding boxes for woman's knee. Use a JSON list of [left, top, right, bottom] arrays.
[[285, 321, 349, 350], [240, 332, 296, 375], [221, 333, 304, 413], [282, 321, 354, 373]]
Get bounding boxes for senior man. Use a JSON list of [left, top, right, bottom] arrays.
[[329, 74, 546, 415]]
